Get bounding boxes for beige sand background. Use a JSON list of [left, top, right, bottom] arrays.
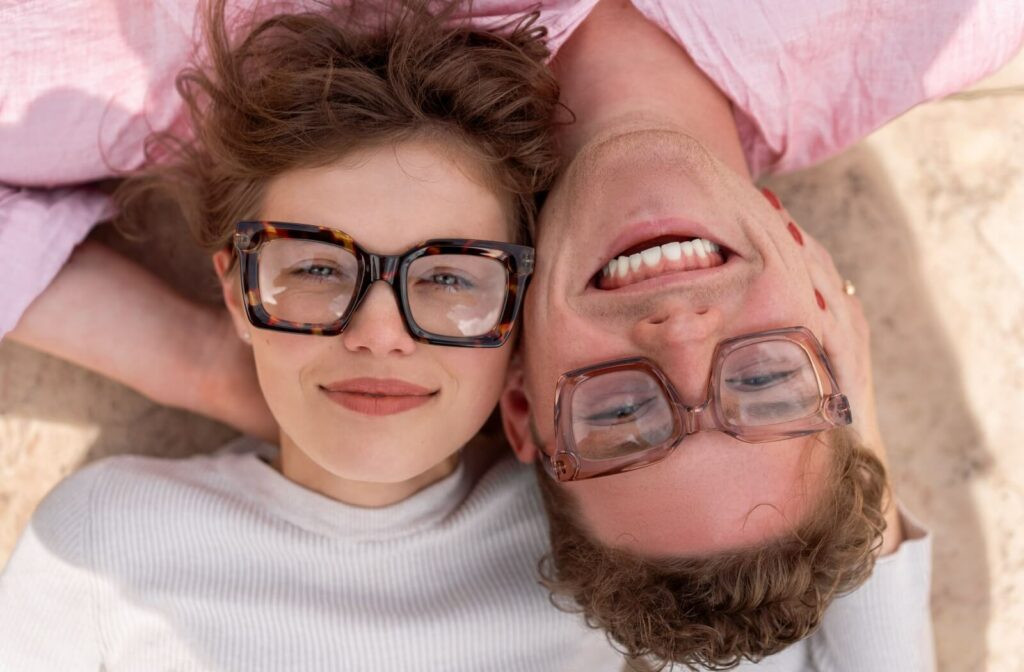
[[2, 55, 1023, 670]]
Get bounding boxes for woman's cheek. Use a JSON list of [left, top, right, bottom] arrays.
[[250, 335, 319, 420], [446, 347, 513, 410]]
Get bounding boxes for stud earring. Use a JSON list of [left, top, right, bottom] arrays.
[[242, 332, 252, 343]]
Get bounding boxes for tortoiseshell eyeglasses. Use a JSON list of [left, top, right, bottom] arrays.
[[233, 221, 534, 347], [546, 327, 852, 481]]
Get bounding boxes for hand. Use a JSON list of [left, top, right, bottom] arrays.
[[188, 306, 278, 443], [800, 234, 884, 456], [799, 228, 903, 555]]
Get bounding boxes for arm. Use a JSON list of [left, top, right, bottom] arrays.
[[6, 237, 277, 441]]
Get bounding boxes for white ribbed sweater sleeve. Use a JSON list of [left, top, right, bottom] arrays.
[[723, 506, 933, 671], [807, 509, 935, 672], [0, 463, 103, 671]]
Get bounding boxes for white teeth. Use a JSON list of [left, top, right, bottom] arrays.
[[616, 256, 629, 278], [602, 238, 725, 284], [641, 246, 661, 268]]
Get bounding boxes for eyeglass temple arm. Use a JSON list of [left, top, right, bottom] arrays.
[[548, 413, 581, 483]]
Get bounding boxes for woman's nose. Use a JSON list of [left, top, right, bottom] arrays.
[[340, 283, 417, 356]]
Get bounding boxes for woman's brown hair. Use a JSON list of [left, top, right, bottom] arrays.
[[535, 428, 889, 670], [114, 0, 561, 248]]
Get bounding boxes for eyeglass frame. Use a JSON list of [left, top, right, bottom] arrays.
[[233, 220, 534, 347], [546, 326, 853, 482]]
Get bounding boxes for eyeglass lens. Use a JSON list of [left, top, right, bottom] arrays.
[[569, 340, 823, 460], [256, 239, 509, 337]]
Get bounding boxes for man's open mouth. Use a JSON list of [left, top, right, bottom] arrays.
[[594, 235, 730, 289]]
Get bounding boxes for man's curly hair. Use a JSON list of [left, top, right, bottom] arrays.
[[535, 428, 889, 670]]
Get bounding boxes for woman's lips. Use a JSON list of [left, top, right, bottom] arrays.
[[321, 378, 437, 416]]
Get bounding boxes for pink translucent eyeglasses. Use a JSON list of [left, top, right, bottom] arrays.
[[546, 326, 851, 482]]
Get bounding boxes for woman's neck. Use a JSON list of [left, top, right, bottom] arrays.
[[551, 0, 750, 179], [272, 435, 461, 508]]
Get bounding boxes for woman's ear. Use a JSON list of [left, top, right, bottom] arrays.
[[212, 249, 252, 344], [500, 354, 539, 464]]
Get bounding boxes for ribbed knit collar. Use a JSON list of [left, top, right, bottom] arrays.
[[214, 436, 493, 541]]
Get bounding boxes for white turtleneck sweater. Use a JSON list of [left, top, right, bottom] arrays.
[[0, 437, 933, 671]]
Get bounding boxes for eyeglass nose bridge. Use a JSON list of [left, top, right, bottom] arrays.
[[678, 399, 714, 437], [346, 253, 405, 319], [366, 254, 401, 285]]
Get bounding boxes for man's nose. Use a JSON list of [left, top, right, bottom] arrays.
[[630, 303, 723, 402], [340, 283, 417, 356], [630, 301, 724, 352]]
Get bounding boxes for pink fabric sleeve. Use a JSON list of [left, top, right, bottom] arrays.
[[0, 1, 202, 187], [2, 0, 1019, 190], [635, 0, 1024, 176], [0, 0, 200, 340], [0, 187, 115, 339], [470, 1, 1023, 178], [0, 1, 278, 339]]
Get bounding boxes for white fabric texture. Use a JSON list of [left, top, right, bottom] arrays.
[[0, 437, 933, 671]]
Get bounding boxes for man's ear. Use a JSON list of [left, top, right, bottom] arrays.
[[500, 354, 539, 464], [212, 249, 252, 343]]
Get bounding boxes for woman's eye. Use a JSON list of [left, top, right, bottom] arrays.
[[725, 369, 797, 391], [290, 262, 343, 282], [583, 396, 656, 425], [419, 271, 475, 291]]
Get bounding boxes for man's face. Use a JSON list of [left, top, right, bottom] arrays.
[[509, 127, 834, 557]]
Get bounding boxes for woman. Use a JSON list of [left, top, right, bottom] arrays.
[[0, 3, 623, 670]]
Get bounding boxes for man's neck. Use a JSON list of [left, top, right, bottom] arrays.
[[551, 0, 750, 179]]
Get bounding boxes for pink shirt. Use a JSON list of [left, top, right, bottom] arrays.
[[1, 0, 1021, 337]]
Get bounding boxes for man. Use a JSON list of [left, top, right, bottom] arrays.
[[496, 1, 940, 667]]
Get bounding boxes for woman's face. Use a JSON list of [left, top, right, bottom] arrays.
[[218, 139, 514, 488]]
